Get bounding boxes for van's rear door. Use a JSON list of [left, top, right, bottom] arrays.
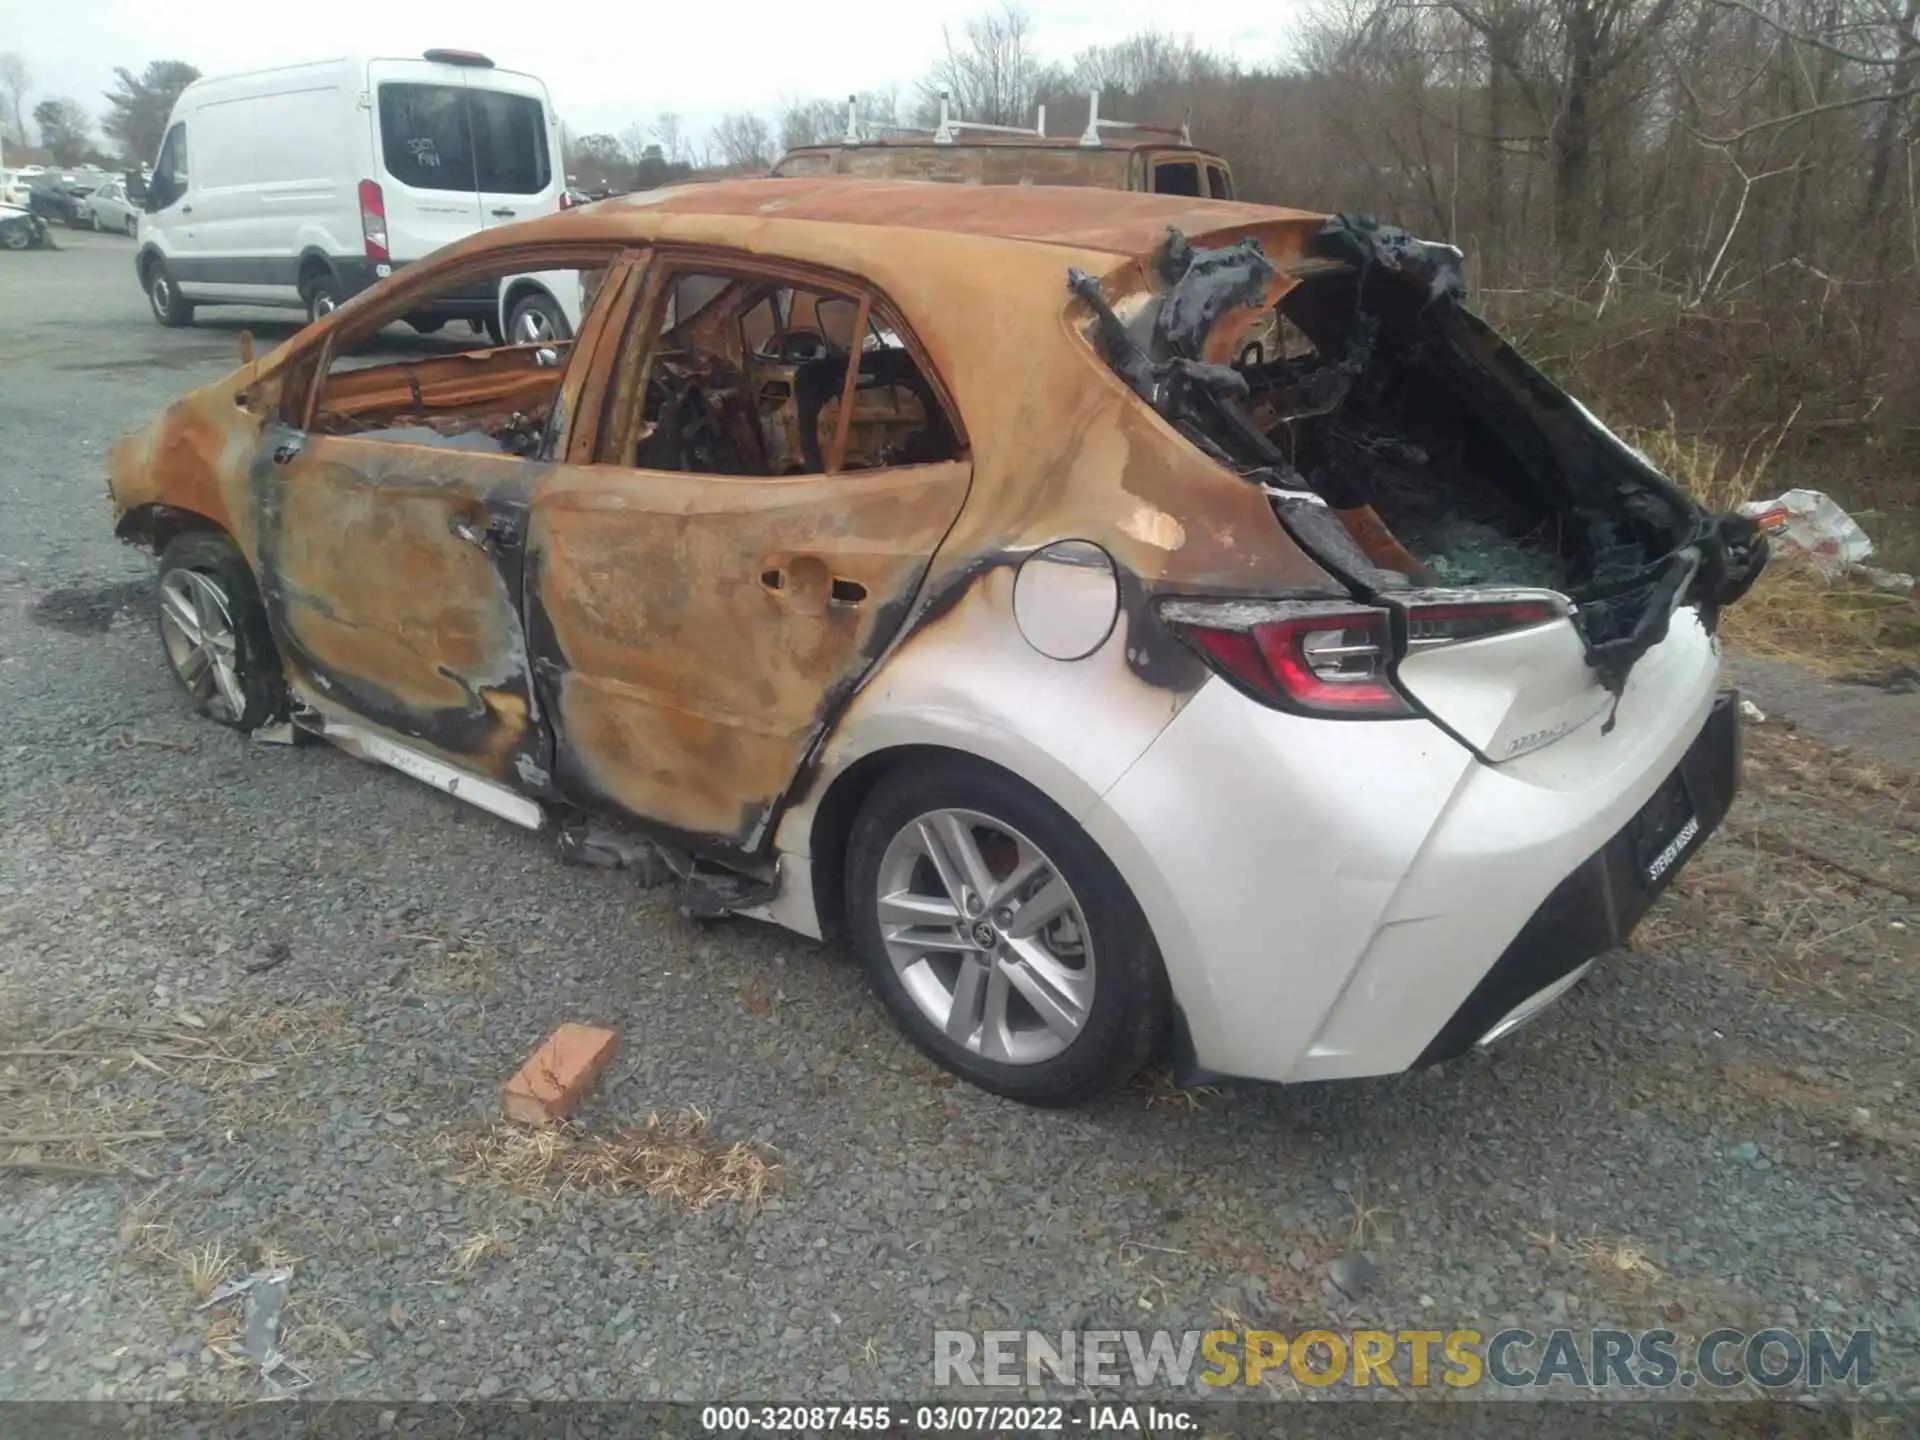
[[463, 69, 560, 230], [365, 58, 483, 262]]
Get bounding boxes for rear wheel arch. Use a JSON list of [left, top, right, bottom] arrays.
[[801, 742, 1115, 943], [296, 249, 336, 299], [804, 745, 953, 942], [115, 502, 228, 557], [500, 276, 549, 319], [135, 244, 166, 285]]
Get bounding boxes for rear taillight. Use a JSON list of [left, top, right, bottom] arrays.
[[1401, 595, 1563, 650], [358, 179, 388, 262], [1160, 599, 1413, 718]]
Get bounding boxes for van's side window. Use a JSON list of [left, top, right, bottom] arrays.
[[150, 124, 187, 209], [378, 84, 476, 192], [468, 90, 550, 195], [1153, 160, 1202, 197], [1206, 165, 1232, 200]]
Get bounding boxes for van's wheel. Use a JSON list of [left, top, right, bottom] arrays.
[[844, 758, 1168, 1106], [154, 532, 286, 733], [145, 258, 194, 326], [507, 292, 569, 345], [304, 272, 344, 325], [407, 314, 446, 334]]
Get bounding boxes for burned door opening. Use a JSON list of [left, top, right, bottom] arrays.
[[247, 420, 553, 789], [1072, 218, 1768, 696]]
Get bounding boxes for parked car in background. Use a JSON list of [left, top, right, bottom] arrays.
[[136, 48, 579, 341], [105, 180, 1767, 1105], [1, 166, 44, 206], [0, 203, 53, 251], [29, 167, 111, 226], [79, 177, 141, 235], [773, 92, 1236, 198]]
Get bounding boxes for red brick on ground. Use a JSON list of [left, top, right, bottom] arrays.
[[502, 1024, 618, 1125]]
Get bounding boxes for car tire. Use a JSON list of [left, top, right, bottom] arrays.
[[145, 258, 194, 326], [507, 291, 570, 345], [1, 222, 29, 251], [124, 215, 138, 237], [844, 757, 1169, 1106], [407, 314, 446, 335], [155, 531, 286, 733], [305, 271, 344, 325]]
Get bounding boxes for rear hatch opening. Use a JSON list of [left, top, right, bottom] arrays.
[[1070, 217, 1768, 758]]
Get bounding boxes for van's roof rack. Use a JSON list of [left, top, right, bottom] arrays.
[[1078, 90, 1191, 147], [836, 89, 1192, 148]]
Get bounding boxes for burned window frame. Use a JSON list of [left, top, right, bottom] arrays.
[[595, 244, 969, 477], [271, 242, 648, 455]]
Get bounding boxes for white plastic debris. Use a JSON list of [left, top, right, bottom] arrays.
[[1739, 698, 1766, 723], [1854, 564, 1916, 593], [195, 1266, 310, 1392], [1737, 489, 1873, 579]]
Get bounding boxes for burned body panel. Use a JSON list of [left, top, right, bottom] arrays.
[[1070, 216, 1768, 700], [527, 459, 972, 848], [248, 428, 548, 784]]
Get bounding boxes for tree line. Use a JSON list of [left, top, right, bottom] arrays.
[[1, 54, 200, 169], [10, 7, 1913, 439]]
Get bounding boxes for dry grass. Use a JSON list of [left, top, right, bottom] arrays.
[[1719, 561, 1918, 676], [179, 1240, 243, 1303], [446, 1229, 508, 1275], [1620, 410, 1919, 675], [1131, 1065, 1224, 1112], [444, 1107, 780, 1209], [0, 1001, 352, 1183], [1568, 1233, 1665, 1285]]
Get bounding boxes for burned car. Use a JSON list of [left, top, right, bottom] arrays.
[[106, 179, 1763, 1105]]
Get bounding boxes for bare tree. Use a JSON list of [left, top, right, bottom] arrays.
[[34, 97, 93, 164], [917, 3, 1049, 125], [0, 52, 29, 145], [617, 122, 653, 168], [778, 95, 846, 148], [651, 112, 691, 165], [101, 60, 199, 165], [711, 111, 775, 169]]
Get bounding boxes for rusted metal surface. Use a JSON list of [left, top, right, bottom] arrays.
[[107, 178, 1341, 860], [771, 135, 1233, 195]]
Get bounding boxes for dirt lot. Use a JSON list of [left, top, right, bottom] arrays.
[[1, 229, 1916, 1405]]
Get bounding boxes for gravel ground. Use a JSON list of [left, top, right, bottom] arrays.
[[1, 229, 1916, 1406]]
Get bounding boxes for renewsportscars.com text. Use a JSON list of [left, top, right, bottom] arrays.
[[933, 1327, 1872, 1391]]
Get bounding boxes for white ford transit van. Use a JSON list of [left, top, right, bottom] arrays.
[[135, 51, 581, 341]]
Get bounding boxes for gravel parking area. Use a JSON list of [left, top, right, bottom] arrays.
[[2, 229, 1916, 1406]]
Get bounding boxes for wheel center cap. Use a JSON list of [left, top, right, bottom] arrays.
[[970, 920, 997, 948]]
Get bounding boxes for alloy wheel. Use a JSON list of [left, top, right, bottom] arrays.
[[514, 306, 556, 344], [158, 569, 247, 721], [875, 809, 1096, 1065]]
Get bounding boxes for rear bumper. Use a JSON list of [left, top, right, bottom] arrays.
[[1415, 688, 1741, 1064], [1084, 609, 1728, 1085]]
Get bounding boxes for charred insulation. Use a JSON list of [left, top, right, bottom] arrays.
[[1069, 217, 1768, 693]]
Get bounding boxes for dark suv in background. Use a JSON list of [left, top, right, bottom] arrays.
[[29, 169, 111, 227]]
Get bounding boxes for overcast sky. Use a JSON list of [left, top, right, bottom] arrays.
[[5, 0, 1298, 152]]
